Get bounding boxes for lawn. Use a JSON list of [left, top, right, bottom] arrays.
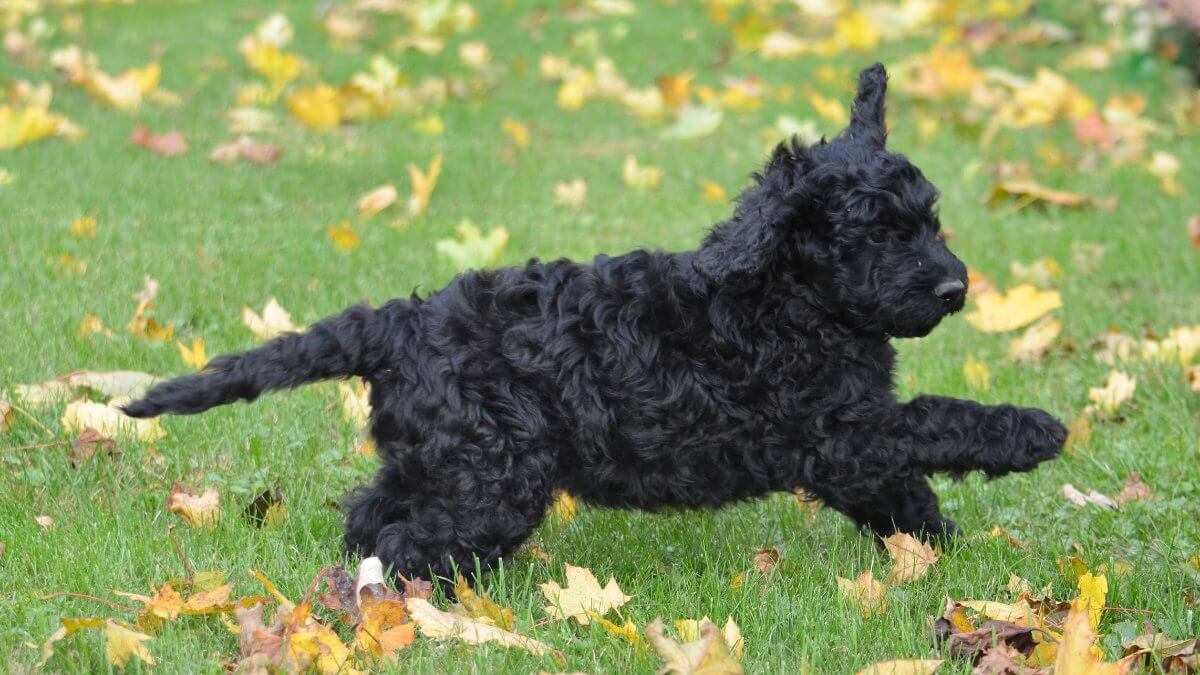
[[2, 0, 1199, 672]]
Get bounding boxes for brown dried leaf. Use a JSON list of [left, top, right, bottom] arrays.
[[68, 427, 119, 467], [1060, 483, 1117, 510], [985, 180, 1115, 210], [130, 125, 189, 156], [1114, 473, 1152, 504], [209, 136, 282, 165], [408, 596, 561, 659], [1188, 215, 1200, 250], [753, 548, 780, 576]]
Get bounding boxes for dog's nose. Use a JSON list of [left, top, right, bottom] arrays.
[[934, 279, 966, 302]]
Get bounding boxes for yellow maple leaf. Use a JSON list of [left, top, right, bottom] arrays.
[[104, 620, 157, 668], [1077, 572, 1108, 630], [837, 570, 889, 617], [328, 220, 362, 252], [1146, 151, 1182, 196], [964, 284, 1062, 333], [177, 338, 208, 370], [242, 298, 298, 341], [808, 91, 848, 126], [962, 355, 990, 392], [407, 153, 443, 218], [435, 220, 508, 270], [287, 84, 342, 131], [883, 533, 938, 584], [69, 216, 96, 238], [674, 616, 744, 660], [622, 155, 664, 190], [541, 564, 631, 625], [408, 597, 559, 658], [0, 102, 83, 150], [412, 114, 445, 136], [501, 118, 530, 148], [357, 184, 398, 217], [1055, 598, 1134, 674], [1087, 371, 1136, 415], [62, 398, 166, 442], [591, 612, 643, 645], [699, 180, 728, 204], [656, 72, 694, 109], [338, 379, 371, 428], [167, 483, 220, 527], [451, 576, 515, 630], [549, 492, 577, 524], [242, 41, 302, 93], [554, 178, 587, 208], [833, 11, 881, 52], [645, 616, 744, 674], [1009, 316, 1061, 362]]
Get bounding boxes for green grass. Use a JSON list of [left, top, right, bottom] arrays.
[[2, 0, 1199, 672]]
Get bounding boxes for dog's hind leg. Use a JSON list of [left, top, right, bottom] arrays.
[[816, 476, 958, 541], [345, 429, 556, 587]]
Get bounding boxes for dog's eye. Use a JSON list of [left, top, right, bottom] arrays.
[[868, 229, 888, 244]]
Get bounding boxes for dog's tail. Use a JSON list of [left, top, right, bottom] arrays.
[[123, 303, 399, 418]]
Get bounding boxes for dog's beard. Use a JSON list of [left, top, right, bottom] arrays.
[[886, 296, 964, 338]]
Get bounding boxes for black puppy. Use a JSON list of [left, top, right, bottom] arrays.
[[126, 64, 1066, 583]]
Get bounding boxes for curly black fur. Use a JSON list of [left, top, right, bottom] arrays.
[[125, 64, 1066, 584]]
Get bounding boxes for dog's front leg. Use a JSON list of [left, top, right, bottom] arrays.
[[896, 395, 1066, 477]]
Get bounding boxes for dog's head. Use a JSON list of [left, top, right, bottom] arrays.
[[695, 63, 968, 338]]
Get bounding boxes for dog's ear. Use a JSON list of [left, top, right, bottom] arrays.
[[693, 142, 806, 285], [841, 63, 888, 147]]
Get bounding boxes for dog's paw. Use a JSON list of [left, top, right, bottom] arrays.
[[987, 407, 1066, 476]]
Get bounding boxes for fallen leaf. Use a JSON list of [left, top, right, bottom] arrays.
[[35, 515, 54, 529], [328, 220, 362, 252], [1064, 416, 1092, 454], [243, 488, 286, 527], [1077, 573, 1107, 629], [838, 571, 889, 617], [965, 285, 1062, 333], [855, 659, 943, 675], [208, 136, 282, 165], [501, 118, 530, 148], [1188, 215, 1200, 249], [63, 398, 166, 441], [541, 564, 631, 625], [662, 106, 723, 140], [104, 620, 157, 668], [406, 153, 442, 218], [674, 616, 744, 660], [358, 583, 416, 659], [357, 184, 398, 217], [338, 379, 371, 428], [412, 114, 444, 136], [130, 126, 189, 156], [177, 338, 208, 370], [167, 483, 220, 527], [699, 180, 727, 203], [963, 355, 991, 391], [883, 533, 938, 584], [753, 548, 780, 576], [986, 180, 1114, 210], [435, 220, 508, 270], [69, 216, 96, 238], [808, 91, 848, 126], [242, 298, 298, 341], [0, 101, 83, 150], [286, 84, 342, 130], [549, 492, 577, 524], [1145, 151, 1182, 196], [1087, 371, 1136, 415], [458, 41, 491, 69], [656, 72, 694, 109], [554, 179, 587, 208], [451, 576, 515, 630], [1056, 598, 1134, 674], [645, 616, 744, 674], [408, 597, 561, 659], [1010, 258, 1062, 288], [1010, 317, 1061, 362], [1060, 484, 1117, 510], [622, 154, 663, 190], [0, 400, 12, 433], [69, 427, 119, 467], [1114, 473, 1151, 504]]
